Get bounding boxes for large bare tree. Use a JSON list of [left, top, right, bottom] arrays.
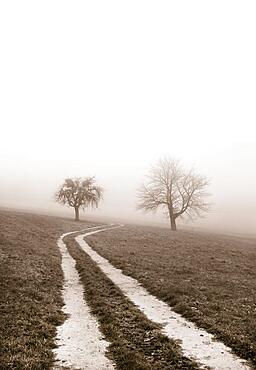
[[137, 158, 210, 231], [55, 177, 103, 221]]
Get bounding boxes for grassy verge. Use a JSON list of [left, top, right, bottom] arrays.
[[65, 235, 200, 370], [0, 210, 93, 370], [86, 225, 256, 369]]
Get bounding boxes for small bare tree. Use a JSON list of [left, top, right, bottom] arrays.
[[137, 158, 210, 231], [55, 177, 103, 221]]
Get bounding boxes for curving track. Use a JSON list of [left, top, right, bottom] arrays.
[[54, 224, 251, 370]]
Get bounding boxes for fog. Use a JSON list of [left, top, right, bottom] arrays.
[[1, 1, 256, 235]]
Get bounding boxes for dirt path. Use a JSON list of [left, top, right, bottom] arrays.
[[54, 227, 115, 370], [74, 226, 251, 370]]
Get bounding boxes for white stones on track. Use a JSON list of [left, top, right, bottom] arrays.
[[54, 227, 115, 370], [75, 226, 251, 370]]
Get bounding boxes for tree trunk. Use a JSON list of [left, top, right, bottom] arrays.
[[168, 205, 177, 231], [170, 216, 177, 231], [74, 207, 79, 221]]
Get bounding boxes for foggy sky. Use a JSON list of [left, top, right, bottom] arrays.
[[1, 1, 256, 235]]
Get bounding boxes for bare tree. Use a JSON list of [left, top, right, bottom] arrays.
[[55, 177, 103, 221], [137, 158, 210, 231]]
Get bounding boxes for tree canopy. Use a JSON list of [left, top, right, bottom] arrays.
[[55, 177, 103, 221]]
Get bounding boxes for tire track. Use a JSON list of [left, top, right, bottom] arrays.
[[74, 226, 251, 370], [54, 225, 115, 370]]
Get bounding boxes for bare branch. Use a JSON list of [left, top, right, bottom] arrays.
[[55, 177, 104, 221], [136, 157, 211, 230]]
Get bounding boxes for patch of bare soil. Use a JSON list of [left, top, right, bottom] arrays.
[[86, 225, 256, 369]]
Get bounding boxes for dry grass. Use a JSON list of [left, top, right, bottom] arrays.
[[2, 209, 255, 369], [65, 235, 200, 370], [0, 210, 93, 370], [87, 224, 256, 368]]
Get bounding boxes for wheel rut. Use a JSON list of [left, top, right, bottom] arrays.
[[54, 225, 251, 370]]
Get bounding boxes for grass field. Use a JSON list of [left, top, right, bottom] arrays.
[[0, 210, 93, 370], [1, 209, 255, 369], [87, 224, 256, 368]]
